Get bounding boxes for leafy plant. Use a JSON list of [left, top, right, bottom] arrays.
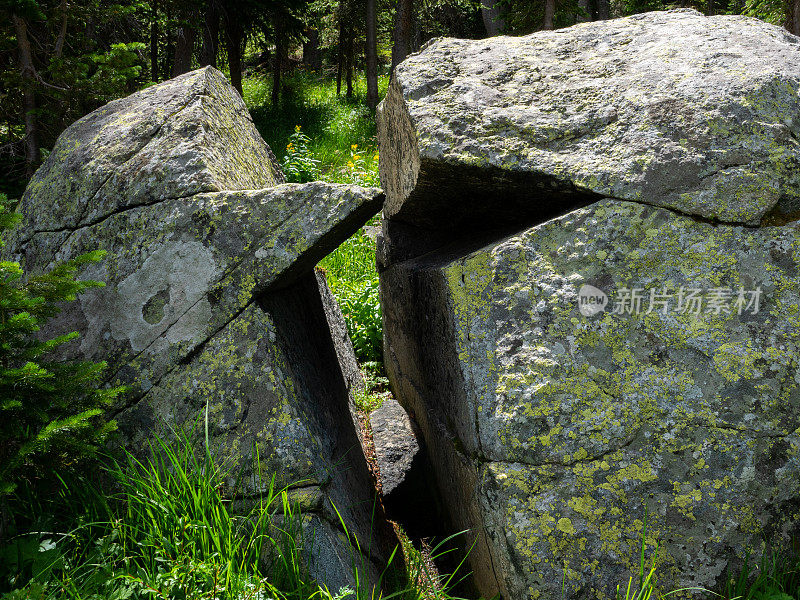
[[338, 144, 380, 187], [282, 124, 322, 183], [0, 196, 123, 504], [717, 546, 800, 600]]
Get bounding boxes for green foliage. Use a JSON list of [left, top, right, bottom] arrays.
[[717, 547, 800, 600], [744, 0, 787, 24], [334, 144, 380, 188], [0, 433, 317, 598], [0, 431, 451, 600], [245, 70, 387, 180], [246, 70, 384, 366], [0, 196, 123, 500], [283, 125, 322, 183], [352, 362, 389, 413], [1, 1, 146, 194], [318, 218, 382, 364]]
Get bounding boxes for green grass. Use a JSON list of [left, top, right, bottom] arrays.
[[244, 69, 387, 183], [318, 216, 382, 365], [0, 430, 430, 600]]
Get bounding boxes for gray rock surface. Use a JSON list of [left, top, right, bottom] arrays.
[[378, 9, 800, 229], [15, 67, 390, 592], [370, 397, 422, 495], [378, 10, 800, 600]]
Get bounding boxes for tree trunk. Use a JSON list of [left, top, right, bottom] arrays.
[[366, 0, 379, 109], [224, 16, 243, 96], [576, 0, 591, 22], [791, 0, 800, 35], [597, 0, 609, 19], [336, 21, 344, 95], [150, 0, 159, 80], [272, 18, 284, 106], [481, 0, 505, 35], [201, 1, 219, 68], [54, 0, 68, 58], [391, 0, 414, 70], [165, 4, 175, 77], [172, 25, 196, 76], [303, 27, 322, 70], [345, 29, 354, 98], [543, 0, 556, 29], [12, 14, 40, 179]]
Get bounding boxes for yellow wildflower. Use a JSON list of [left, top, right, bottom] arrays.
[[347, 161, 355, 168], [353, 154, 361, 161], [351, 144, 358, 151], [295, 125, 302, 132]]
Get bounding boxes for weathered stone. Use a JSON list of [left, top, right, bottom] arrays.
[[370, 397, 422, 495], [382, 201, 800, 598], [14, 67, 391, 591], [378, 10, 800, 600], [377, 9, 800, 229], [18, 66, 283, 236], [23, 183, 383, 391]]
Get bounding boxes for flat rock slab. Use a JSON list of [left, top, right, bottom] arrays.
[[378, 9, 800, 228]]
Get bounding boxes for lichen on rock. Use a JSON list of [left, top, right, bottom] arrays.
[[378, 9, 800, 600]]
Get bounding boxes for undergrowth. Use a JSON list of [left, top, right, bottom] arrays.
[[0, 431, 442, 600]]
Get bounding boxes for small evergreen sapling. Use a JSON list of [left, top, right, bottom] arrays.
[[0, 196, 124, 499]]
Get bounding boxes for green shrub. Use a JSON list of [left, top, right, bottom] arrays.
[[282, 125, 321, 183], [0, 197, 124, 505]]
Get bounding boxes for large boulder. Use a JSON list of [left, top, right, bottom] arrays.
[[377, 10, 800, 599], [14, 67, 391, 591], [378, 8, 800, 234]]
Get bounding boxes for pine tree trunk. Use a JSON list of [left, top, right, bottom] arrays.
[[303, 27, 321, 70], [392, 0, 414, 70], [225, 17, 243, 96], [481, 0, 505, 35], [165, 4, 174, 77], [336, 21, 344, 95], [345, 30, 354, 98], [543, 0, 556, 29], [12, 14, 40, 179], [54, 0, 68, 58], [201, 1, 219, 68], [793, 0, 800, 35], [150, 0, 159, 80], [272, 18, 284, 107], [597, 0, 610, 19], [366, 0, 379, 109], [172, 25, 196, 76]]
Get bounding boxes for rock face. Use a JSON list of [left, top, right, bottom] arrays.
[[377, 10, 800, 600], [370, 398, 421, 496], [15, 67, 390, 591], [378, 8, 800, 233]]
